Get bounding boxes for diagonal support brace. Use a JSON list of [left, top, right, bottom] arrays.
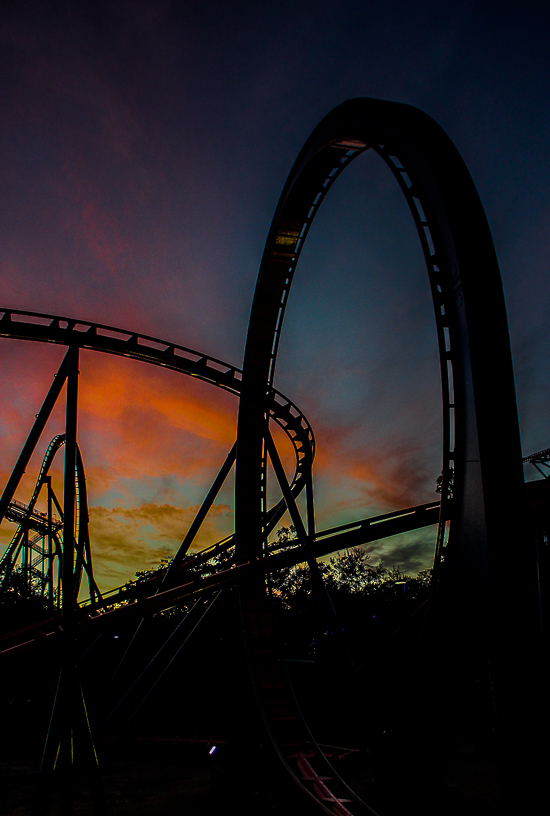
[[0, 351, 69, 524]]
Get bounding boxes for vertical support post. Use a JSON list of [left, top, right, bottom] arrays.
[[59, 343, 79, 813], [62, 344, 79, 619], [46, 476, 54, 607], [261, 418, 269, 555], [23, 529, 29, 593], [306, 467, 315, 541], [33, 345, 81, 816]]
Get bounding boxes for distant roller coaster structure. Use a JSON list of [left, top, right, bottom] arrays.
[[0, 98, 546, 814], [0, 433, 100, 606]]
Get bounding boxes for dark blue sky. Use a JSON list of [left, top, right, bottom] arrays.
[[1, 0, 549, 584]]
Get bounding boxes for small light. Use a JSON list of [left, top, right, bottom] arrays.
[[336, 139, 368, 149], [209, 746, 217, 755]]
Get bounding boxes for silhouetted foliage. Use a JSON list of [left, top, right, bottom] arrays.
[[123, 543, 236, 618], [262, 526, 433, 678], [268, 526, 432, 609], [121, 528, 433, 669], [0, 567, 57, 633]]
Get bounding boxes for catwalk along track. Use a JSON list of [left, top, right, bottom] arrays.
[[0, 98, 546, 815]]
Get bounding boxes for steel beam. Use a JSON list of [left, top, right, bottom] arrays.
[[62, 344, 79, 619], [0, 309, 315, 538], [234, 97, 537, 812], [0, 352, 68, 524]]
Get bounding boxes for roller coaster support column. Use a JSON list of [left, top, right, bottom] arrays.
[[62, 342, 79, 618], [34, 346, 104, 814], [46, 475, 54, 607], [58, 343, 83, 813], [306, 468, 315, 542], [33, 346, 81, 814]]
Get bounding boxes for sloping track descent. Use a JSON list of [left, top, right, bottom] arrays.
[[0, 97, 542, 814]]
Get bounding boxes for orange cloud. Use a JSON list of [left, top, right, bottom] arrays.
[[0, 344, 240, 584], [80, 352, 237, 443], [88, 501, 233, 590], [75, 351, 238, 488], [309, 415, 439, 521], [0, 337, 437, 583]]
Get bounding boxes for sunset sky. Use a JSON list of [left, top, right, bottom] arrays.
[[1, 0, 549, 590]]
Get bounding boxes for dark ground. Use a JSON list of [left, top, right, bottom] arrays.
[[0, 726, 503, 815], [0, 752, 501, 816], [0, 589, 504, 815]]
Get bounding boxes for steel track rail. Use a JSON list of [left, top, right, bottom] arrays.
[[0, 433, 99, 603], [0, 435, 65, 572], [0, 500, 441, 658], [523, 445, 550, 478], [234, 98, 527, 813], [0, 307, 315, 531], [523, 446, 550, 463], [88, 499, 441, 611], [3, 500, 62, 537]]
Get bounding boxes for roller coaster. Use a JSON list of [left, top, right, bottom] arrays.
[[0, 98, 547, 814], [0, 433, 100, 607]]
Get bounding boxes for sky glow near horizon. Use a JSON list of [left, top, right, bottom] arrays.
[[1, 0, 550, 590]]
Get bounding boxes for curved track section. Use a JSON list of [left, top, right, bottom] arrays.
[[236, 98, 523, 564], [0, 434, 65, 597], [235, 98, 526, 812], [0, 308, 314, 535]]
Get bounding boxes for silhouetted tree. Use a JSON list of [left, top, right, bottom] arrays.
[[329, 547, 386, 594], [0, 567, 56, 633]]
